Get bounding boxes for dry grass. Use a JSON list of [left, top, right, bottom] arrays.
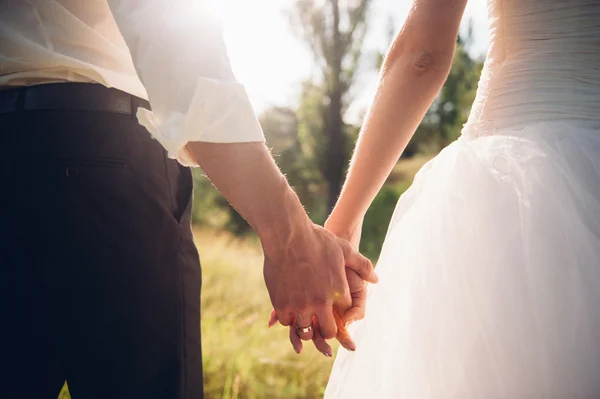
[[195, 228, 337, 398]]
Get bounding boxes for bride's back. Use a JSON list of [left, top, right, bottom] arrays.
[[465, 0, 600, 135]]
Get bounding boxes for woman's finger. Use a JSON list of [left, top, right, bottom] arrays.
[[342, 306, 364, 325], [333, 305, 356, 351], [276, 310, 294, 326], [345, 268, 368, 323], [339, 239, 378, 284], [315, 306, 338, 340]]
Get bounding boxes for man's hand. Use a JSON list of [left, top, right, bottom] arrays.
[[263, 223, 377, 343], [266, 215, 373, 357]]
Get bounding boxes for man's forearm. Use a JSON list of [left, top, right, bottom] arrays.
[[185, 141, 312, 257]]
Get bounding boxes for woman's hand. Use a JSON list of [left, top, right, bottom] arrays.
[[325, 215, 368, 325], [324, 214, 364, 250]]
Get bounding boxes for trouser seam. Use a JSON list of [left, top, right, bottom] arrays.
[[178, 231, 188, 399]]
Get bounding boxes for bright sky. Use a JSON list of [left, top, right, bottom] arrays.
[[212, 0, 490, 120]]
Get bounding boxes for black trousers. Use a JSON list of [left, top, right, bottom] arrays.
[[0, 84, 204, 398]]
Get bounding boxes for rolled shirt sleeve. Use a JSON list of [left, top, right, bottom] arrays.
[[108, 0, 265, 165]]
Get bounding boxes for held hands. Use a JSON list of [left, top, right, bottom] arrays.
[[264, 216, 371, 356], [268, 267, 368, 356]]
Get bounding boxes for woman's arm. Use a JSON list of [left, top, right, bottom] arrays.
[[326, 0, 469, 236]]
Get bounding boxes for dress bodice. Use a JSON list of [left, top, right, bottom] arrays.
[[464, 0, 600, 136]]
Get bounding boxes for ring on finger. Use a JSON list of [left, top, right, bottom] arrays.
[[296, 323, 313, 334]]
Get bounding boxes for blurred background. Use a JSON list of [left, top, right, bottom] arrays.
[[59, 0, 490, 398]]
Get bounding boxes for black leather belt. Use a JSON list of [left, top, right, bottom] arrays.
[[0, 83, 150, 115]]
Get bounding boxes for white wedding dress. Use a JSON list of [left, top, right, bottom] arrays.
[[325, 1, 600, 398]]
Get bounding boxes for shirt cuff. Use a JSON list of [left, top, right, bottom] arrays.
[[136, 77, 265, 167]]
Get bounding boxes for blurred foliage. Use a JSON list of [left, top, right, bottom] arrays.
[[289, 0, 374, 212], [190, 26, 483, 259], [360, 184, 406, 260]]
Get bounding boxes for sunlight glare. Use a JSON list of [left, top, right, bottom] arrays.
[[205, 0, 312, 112]]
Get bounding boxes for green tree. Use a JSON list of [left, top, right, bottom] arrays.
[[263, 103, 325, 219], [436, 28, 484, 144], [289, 0, 374, 212]]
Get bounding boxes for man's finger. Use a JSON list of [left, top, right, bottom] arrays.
[[315, 307, 337, 340], [276, 310, 294, 326], [289, 325, 303, 354], [294, 313, 315, 341], [311, 317, 332, 357], [339, 239, 378, 284]]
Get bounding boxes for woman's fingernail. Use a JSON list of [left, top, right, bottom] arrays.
[[345, 319, 355, 328]]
